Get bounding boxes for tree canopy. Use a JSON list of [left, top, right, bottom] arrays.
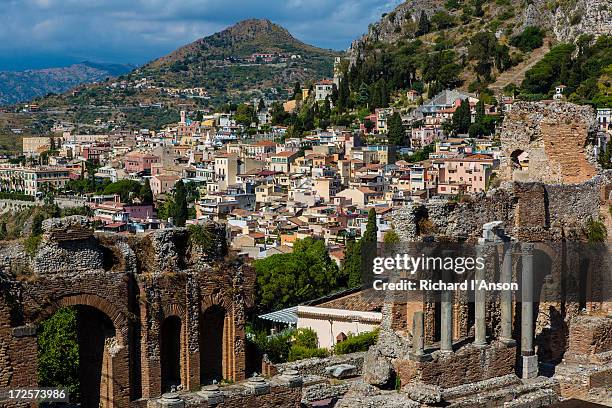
[[254, 237, 344, 312], [102, 179, 142, 203]]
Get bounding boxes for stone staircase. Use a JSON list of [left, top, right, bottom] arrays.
[[489, 42, 551, 96]]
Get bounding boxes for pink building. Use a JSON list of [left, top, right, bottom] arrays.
[[432, 154, 498, 195], [124, 152, 160, 174], [150, 174, 181, 197], [411, 126, 443, 149]]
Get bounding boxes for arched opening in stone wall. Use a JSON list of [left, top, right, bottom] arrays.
[[510, 150, 529, 172], [160, 316, 182, 392], [200, 305, 226, 384], [37, 305, 117, 408]]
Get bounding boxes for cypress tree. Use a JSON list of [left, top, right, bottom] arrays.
[[387, 112, 406, 146], [293, 82, 301, 100], [452, 99, 472, 134], [338, 76, 350, 113], [417, 11, 430, 36], [362, 208, 378, 243], [343, 238, 363, 288], [171, 180, 188, 226], [140, 178, 153, 205]]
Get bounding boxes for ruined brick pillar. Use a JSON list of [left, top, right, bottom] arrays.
[[185, 280, 200, 391], [104, 344, 130, 407]]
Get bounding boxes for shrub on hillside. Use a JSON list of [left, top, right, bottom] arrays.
[[510, 27, 545, 52]]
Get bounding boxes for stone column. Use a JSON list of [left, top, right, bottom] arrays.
[[500, 243, 516, 346], [440, 268, 453, 353], [474, 241, 487, 347], [521, 243, 538, 379], [410, 311, 431, 361]]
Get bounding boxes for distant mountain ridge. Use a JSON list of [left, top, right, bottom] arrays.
[[0, 61, 134, 105]]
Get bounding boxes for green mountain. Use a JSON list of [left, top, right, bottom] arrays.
[[33, 19, 340, 109], [344, 0, 611, 106], [134, 18, 340, 94], [0, 62, 133, 105]]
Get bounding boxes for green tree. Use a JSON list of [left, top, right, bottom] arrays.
[[452, 99, 472, 134], [103, 179, 142, 203], [170, 180, 188, 227], [31, 212, 45, 236], [258, 98, 266, 112], [475, 99, 485, 123], [473, 0, 485, 17], [254, 237, 341, 311], [431, 11, 456, 30], [521, 44, 575, 94], [363, 208, 378, 243], [140, 178, 153, 205], [271, 102, 290, 125], [510, 26, 545, 52], [337, 75, 351, 113], [468, 31, 498, 79], [387, 112, 406, 146], [364, 118, 375, 133], [235, 104, 256, 127], [343, 238, 363, 288], [293, 82, 302, 100], [357, 83, 370, 107], [417, 11, 430, 36], [37, 307, 80, 399]]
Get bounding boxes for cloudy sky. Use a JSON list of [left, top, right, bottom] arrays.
[[0, 0, 402, 71]]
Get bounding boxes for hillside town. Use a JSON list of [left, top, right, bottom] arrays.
[[0, 0, 611, 405], [5, 83, 611, 258]]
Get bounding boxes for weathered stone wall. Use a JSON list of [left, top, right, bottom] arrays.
[[0, 218, 255, 407], [393, 188, 516, 242], [276, 351, 366, 377], [394, 342, 516, 388], [394, 172, 612, 243], [499, 101, 598, 184], [566, 315, 612, 360]]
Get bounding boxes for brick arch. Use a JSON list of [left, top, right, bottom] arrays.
[[162, 303, 186, 320], [201, 293, 232, 312], [33, 293, 128, 346]]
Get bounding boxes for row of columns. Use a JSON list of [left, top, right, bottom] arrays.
[[409, 224, 537, 379]]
